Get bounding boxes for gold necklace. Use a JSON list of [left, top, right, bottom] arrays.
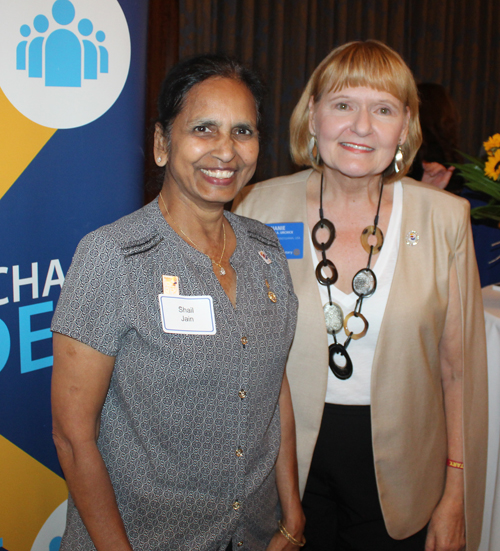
[[159, 191, 227, 276]]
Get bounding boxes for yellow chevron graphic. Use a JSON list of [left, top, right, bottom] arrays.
[[0, 88, 57, 201], [0, 434, 68, 551]]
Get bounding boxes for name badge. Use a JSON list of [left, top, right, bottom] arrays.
[[158, 295, 216, 335], [268, 222, 304, 259]]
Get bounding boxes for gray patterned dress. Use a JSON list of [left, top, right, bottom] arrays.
[[51, 199, 298, 551]]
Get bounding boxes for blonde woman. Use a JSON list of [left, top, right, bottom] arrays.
[[234, 41, 487, 551]]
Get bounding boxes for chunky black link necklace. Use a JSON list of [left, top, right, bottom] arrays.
[[312, 174, 384, 380]]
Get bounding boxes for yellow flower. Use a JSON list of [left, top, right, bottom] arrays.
[[485, 149, 500, 181], [484, 133, 500, 154]]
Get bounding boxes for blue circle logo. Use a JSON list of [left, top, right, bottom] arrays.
[[0, 0, 131, 129]]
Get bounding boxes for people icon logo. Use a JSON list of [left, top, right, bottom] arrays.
[[16, 1, 110, 87], [0, 0, 131, 129]]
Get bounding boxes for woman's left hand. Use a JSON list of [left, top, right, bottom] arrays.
[[421, 161, 455, 189], [268, 374, 306, 550], [265, 531, 304, 551], [425, 494, 465, 551]]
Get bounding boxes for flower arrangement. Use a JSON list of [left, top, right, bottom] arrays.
[[452, 133, 500, 223]]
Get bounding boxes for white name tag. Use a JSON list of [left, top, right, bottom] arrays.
[[158, 295, 216, 335]]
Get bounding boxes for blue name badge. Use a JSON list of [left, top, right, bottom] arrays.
[[268, 222, 304, 259]]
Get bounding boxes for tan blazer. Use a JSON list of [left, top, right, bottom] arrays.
[[233, 169, 487, 550]]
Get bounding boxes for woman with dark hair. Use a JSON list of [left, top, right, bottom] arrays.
[[234, 41, 487, 551], [51, 54, 305, 551], [409, 82, 463, 193]]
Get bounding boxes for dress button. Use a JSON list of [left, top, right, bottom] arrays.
[[237, 542, 244, 547], [235, 447, 243, 458], [232, 500, 241, 511], [238, 389, 247, 399], [241, 336, 248, 346]]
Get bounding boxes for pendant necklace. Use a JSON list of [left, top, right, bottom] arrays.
[[159, 191, 227, 275], [312, 174, 384, 380]]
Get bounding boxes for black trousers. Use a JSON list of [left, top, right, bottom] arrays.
[[302, 403, 428, 551]]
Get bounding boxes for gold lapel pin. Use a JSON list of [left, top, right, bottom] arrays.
[[265, 279, 277, 303]]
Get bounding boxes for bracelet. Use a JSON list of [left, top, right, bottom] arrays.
[[447, 458, 464, 469], [278, 520, 306, 547]]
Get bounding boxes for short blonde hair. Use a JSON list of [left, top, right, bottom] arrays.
[[290, 40, 422, 182]]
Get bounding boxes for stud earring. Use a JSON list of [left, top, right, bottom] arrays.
[[394, 145, 403, 173], [157, 157, 162, 163]]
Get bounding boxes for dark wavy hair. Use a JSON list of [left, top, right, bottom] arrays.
[[156, 53, 266, 142], [408, 83, 463, 192], [416, 82, 461, 166]]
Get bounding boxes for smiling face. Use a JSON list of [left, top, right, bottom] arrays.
[[155, 77, 259, 209], [309, 86, 410, 182]]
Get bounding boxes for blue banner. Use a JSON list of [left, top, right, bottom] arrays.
[[0, 1, 149, 549]]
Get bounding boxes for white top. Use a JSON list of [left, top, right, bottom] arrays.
[[310, 181, 402, 405]]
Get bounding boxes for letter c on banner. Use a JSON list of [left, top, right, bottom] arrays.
[[0, 318, 10, 372]]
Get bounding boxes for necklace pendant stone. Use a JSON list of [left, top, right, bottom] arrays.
[[323, 302, 344, 334], [352, 268, 377, 298], [219, 266, 226, 276]]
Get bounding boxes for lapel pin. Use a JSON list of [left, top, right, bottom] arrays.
[[265, 279, 277, 303], [259, 251, 272, 264], [405, 230, 420, 246]]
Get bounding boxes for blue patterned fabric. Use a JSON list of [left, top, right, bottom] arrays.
[[51, 199, 298, 551]]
